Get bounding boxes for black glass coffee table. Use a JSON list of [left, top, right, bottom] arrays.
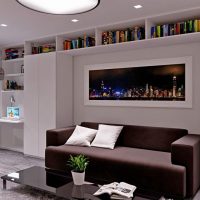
[[1, 166, 161, 200]]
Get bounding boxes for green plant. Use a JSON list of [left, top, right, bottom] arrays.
[[67, 154, 89, 173]]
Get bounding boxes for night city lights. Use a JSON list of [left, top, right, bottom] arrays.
[[89, 64, 185, 101]]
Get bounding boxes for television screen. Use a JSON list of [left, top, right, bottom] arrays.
[[7, 107, 20, 119]]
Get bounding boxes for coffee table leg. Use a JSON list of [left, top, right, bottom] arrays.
[[3, 179, 6, 190]]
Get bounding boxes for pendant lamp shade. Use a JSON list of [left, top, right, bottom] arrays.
[[16, 0, 100, 15]]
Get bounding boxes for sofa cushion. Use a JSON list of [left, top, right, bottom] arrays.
[[45, 145, 186, 197], [91, 124, 123, 149], [81, 122, 188, 152], [65, 125, 97, 147]]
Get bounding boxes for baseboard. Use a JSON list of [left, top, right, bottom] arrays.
[[0, 146, 23, 153]]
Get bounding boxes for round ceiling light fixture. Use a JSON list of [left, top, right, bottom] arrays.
[[16, 0, 100, 15]]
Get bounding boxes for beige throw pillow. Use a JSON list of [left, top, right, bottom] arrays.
[[91, 124, 123, 149], [66, 125, 97, 147]]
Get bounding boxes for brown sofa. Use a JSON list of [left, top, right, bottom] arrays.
[[45, 122, 200, 199]]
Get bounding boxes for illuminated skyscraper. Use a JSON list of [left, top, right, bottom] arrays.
[[101, 80, 104, 90], [172, 76, 177, 97], [150, 85, 153, 97], [145, 83, 149, 96]]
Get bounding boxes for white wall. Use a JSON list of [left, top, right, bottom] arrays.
[[73, 43, 200, 134]]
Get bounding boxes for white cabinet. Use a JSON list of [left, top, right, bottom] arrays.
[[0, 58, 24, 153], [24, 52, 73, 158], [24, 55, 38, 156]]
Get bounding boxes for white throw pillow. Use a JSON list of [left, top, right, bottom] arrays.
[[91, 124, 123, 149], [65, 125, 97, 147]]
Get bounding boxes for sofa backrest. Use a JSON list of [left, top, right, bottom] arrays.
[[81, 122, 188, 152]]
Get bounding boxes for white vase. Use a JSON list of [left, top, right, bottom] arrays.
[[71, 171, 85, 185]]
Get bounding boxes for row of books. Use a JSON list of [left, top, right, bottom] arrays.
[[32, 44, 55, 54], [63, 36, 95, 50], [151, 19, 200, 38], [4, 48, 24, 60], [102, 27, 145, 45]]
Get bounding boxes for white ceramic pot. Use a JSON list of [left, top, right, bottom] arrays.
[[71, 171, 85, 185]]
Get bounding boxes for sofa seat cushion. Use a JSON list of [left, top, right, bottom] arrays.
[[45, 145, 186, 197]]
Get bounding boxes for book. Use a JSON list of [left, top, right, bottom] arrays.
[[176, 23, 180, 35], [119, 31, 125, 43], [198, 20, 200, 32], [102, 32, 108, 45], [151, 26, 156, 38], [116, 31, 120, 43], [194, 19, 198, 32], [108, 31, 113, 44], [156, 25, 161, 37], [93, 182, 136, 199]]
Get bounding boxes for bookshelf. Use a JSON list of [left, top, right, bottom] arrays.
[[17, 7, 200, 56], [1, 54, 24, 119], [0, 118, 24, 124], [24, 36, 56, 55], [2, 45, 24, 61]]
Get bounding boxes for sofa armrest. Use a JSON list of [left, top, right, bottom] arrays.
[[171, 134, 200, 197], [46, 126, 75, 147]]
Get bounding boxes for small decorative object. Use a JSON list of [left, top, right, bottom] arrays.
[[67, 155, 89, 185], [10, 95, 15, 107], [0, 66, 4, 80], [21, 64, 24, 73], [7, 107, 20, 119]]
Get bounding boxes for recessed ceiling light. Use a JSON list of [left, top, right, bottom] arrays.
[[16, 0, 100, 15], [134, 5, 143, 9], [0, 24, 8, 27], [71, 19, 79, 23]]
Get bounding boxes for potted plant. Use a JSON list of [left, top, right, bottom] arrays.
[[67, 154, 89, 185]]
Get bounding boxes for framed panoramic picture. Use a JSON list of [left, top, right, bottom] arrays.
[[84, 57, 192, 108]]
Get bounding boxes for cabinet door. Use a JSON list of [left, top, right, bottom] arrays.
[[38, 52, 56, 158], [24, 55, 39, 156]]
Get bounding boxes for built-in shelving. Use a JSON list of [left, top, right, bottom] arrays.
[[1, 90, 24, 93], [2, 57, 24, 63], [19, 7, 200, 56], [0, 118, 24, 124], [0, 6, 200, 156], [0, 8, 199, 58], [4, 73, 24, 78]]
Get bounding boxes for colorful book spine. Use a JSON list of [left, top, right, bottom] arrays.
[[163, 24, 169, 36], [116, 31, 120, 43], [198, 20, 200, 32], [151, 26, 156, 38], [194, 20, 198, 32], [151, 18, 200, 38], [156, 25, 161, 37], [63, 35, 95, 50], [176, 23, 180, 35], [120, 31, 125, 43], [101, 26, 145, 44], [108, 31, 113, 44]]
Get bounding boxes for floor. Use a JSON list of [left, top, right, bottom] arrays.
[[0, 149, 199, 200], [0, 149, 65, 200]]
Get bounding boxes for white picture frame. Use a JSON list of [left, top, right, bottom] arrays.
[[84, 57, 192, 108]]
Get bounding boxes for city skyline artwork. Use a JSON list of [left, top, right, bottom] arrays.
[[89, 64, 185, 101]]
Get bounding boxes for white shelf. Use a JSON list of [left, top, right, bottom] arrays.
[[21, 7, 200, 56], [57, 32, 200, 56], [0, 118, 24, 124], [4, 73, 24, 77], [2, 58, 24, 63], [1, 90, 24, 93]]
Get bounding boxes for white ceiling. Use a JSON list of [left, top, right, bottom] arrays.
[[0, 0, 200, 47]]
